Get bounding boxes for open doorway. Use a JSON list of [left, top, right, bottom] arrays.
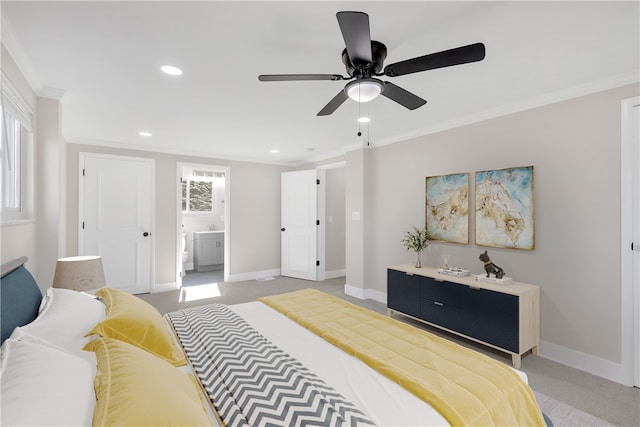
[[176, 163, 230, 288], [319, 162, 346, 280]]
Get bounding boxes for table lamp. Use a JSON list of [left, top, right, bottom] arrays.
[[52, 256, 106, 291]]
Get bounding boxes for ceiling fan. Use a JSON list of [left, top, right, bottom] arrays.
[[258, 11, 486, 116]]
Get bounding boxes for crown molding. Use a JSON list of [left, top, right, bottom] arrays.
[[65, 135, 297, 167], [297, 71, 639, 166], [370, 70, 640, 150], [38, 86, 66, 101], [1, 15, 44, 94]]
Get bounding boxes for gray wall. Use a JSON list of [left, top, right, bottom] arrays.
[[36, 97, 65, 288], [65, 143, 291, 285], [345, 149, 366, 293], [354, 84, 638, 368]]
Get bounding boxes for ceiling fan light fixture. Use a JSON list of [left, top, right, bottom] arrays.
[[346, 79, 383, 103]]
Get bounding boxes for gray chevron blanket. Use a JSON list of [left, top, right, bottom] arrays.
[[167, 304, 375, 427]]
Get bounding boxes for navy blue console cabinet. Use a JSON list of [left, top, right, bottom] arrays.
[[387, 264, 540, 368]]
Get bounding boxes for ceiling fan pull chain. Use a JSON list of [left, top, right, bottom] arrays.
[[357, 99, 362, 136], [365, 102, 370, 146]]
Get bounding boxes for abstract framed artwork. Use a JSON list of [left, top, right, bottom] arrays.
[[475, 165, 535, 250], [425, 172, 470, 244]]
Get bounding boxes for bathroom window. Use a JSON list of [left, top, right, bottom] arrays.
[[1, 74, 34, 224], [182, 179, 215, 213]]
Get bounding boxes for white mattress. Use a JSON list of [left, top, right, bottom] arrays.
[[230, 301, 455, 426]]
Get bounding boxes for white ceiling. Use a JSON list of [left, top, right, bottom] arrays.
[[2, 1, 638, 165]]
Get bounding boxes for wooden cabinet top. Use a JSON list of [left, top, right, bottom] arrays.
[[388, 264, 539, 297]]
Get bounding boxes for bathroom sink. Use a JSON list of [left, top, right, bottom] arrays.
[[193, 231, 224, 237]]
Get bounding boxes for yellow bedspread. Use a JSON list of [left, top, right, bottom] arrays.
[[259, 289, 545, 427]]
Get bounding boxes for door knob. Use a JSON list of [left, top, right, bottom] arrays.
[[280, 227, 286, 232], [143, 232, 149, 237]]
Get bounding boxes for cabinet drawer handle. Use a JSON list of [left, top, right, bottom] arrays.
[[433, 301, 444, 307]]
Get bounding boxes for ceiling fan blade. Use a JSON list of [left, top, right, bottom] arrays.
[[336, 11, 372, 66], [384, 42, 486, 77], [381, 82, 427, 110], [259, 74, 345, 82], [317, 90, 349, 116]]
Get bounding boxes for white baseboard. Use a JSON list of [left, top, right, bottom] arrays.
[[342, 286, 628, 386], [227, 268, 281, 282], [325, 269, 346, 279], [344, 284, 387, 305], [227, 268, 346, 283], [153, 282, 178, 293], [539, 340, 628, 385]]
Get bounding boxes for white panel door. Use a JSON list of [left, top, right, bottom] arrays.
[[281, 170, 317, 281], [80, 154, 154, 294]]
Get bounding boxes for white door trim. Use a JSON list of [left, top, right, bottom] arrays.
[[620, 96, 639, 387], [316, 169, 326, 282], [78, 152, 155, 293], [176, 162, 231, 286]]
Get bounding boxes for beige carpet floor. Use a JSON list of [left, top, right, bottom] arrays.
[[534, 392, 616, 427], [139, 273, 640, 426]]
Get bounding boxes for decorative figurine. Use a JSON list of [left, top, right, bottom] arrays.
[[479, 250, 505, 279]]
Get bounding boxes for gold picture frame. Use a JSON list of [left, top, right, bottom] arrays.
[[475, 166, 535, 250], [425, 172, 470, 244]]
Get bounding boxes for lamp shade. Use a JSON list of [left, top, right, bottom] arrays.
[[52, 256, 106, 291]]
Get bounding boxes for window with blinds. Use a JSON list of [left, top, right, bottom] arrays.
[[1, 73, 34, 224]]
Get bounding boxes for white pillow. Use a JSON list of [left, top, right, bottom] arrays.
[[9, 287, 105, 361], [0, 339, 96, 426]]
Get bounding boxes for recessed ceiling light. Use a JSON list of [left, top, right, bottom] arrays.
[[161, 65, 183, 76], [139, 131, 152, 137], [270, 149, 280, 154], [358, 117, 371, 123]]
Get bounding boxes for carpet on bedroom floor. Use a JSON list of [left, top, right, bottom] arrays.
[[534, 392, 617, 427]]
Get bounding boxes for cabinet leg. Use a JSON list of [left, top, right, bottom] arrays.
[[511, 354, 521, 369], [532, 346, 539, 356], [387, 309, 393, 318]]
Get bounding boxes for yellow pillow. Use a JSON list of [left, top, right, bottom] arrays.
[[87, 287, 186, 366], [84, 337, 212, 427]]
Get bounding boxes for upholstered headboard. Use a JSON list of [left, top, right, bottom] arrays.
[[1, 257, 43, 343]]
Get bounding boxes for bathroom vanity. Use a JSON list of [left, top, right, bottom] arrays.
[[193, 231, 224, 272]]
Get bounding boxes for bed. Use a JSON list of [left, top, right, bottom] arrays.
[[1, 256, 550, 426]]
